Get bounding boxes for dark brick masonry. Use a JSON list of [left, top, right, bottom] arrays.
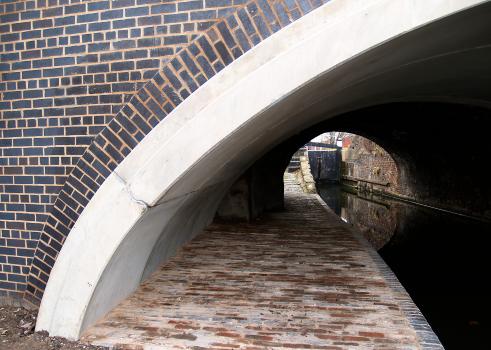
[[81, 191, 440, 349], [0, 0, 330, 304]]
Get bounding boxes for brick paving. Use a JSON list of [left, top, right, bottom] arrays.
[[81, 181, 424, 349]]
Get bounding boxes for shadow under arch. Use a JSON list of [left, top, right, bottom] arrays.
[[35, 0, 491, 340]]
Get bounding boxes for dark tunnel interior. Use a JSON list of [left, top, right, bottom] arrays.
[[217, 101, 491, 349], [231, 102, 491, 221]]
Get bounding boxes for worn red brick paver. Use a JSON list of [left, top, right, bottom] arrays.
[[82, 189, 421, 349]]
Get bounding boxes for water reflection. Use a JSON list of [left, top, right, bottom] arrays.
[[318, 185, 397, 250], [317, 183, 491, 350]]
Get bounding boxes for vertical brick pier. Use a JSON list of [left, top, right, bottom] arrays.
[[81, 182, 442, 349]]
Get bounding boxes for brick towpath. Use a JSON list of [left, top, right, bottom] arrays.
[[82, 180, 439, 349]]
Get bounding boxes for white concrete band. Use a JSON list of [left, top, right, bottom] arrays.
[[36, 0, 488, 339]]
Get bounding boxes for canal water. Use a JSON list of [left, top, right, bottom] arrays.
[[317, 183, 491, 350]]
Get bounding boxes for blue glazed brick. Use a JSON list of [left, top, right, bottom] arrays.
[[151, 3, 176, 14], [111, 61, 135, 71], [65, 3, 86, 14], [125, 6, 149, 17], [112, 0, 135, 9], [191, 10, 216, 21], [0, 13, 19, 23], [164, 35, 187, 45], [217, 22, 236, 48], [179, 0, 203, 11], [21, 10, 40, 20], [252, 13, 271, 39], [197, 36, 217, 62], [164, 13, 189, 23], [214, 41, 232, 65], [101, 9, 124, 20], [78, 13, 99, 23], [206, 0, 232, 7], [88, 1, 109, 11], [113, 19, 136, 29], [237, 8, 255, 35]]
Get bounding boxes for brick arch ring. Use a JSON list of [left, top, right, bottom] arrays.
[[27, 0, 332, 305], [31, 0, 487, 339]]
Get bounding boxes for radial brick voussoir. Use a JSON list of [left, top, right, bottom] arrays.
[[22, 0, 330, 304]]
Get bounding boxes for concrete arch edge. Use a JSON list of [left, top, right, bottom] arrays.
[[35, 0, 487, 339]]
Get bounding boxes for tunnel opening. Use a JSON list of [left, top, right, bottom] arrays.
[[280, 128, 491, 350], [32, 2, 491, 347], [284, 132, 400, 250], [84, 100, 491, 348], [81, 136, 433, 349]]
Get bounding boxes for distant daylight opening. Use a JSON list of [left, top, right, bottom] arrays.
[[287, 131, 491, 350], [285, 132, 399, 249], [32, 1, 491, 345]]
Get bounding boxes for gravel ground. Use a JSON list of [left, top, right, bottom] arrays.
[[0, 306, 108, 350]]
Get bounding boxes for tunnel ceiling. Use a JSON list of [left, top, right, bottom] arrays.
[[278, 102, 491, 220], [0, 0, 487, 339], [240, 2, 491, 219]]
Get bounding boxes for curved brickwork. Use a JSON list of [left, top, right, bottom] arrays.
[[0, 0, 253, 302], [0, 0, 330, 304]]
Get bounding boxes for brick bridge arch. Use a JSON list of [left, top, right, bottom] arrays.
[[25, 0, 332, 303], [7, 0, 488, 339]]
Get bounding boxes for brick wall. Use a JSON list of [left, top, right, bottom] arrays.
[[0, 0, 250, 303], [341, 134, 399, 192], [0, 0, 329, 304]]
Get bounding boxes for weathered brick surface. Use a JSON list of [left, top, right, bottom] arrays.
[[81, 191, 429, 349], [342, 135, 398, 191], [0, 0, 330, 303]]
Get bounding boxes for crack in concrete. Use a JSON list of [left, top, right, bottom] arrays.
[[113, 171, 152, 209]]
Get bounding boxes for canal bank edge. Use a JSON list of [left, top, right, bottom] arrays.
[[313, 194, 444, 350]]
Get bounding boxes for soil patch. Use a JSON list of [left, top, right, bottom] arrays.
[[0, 306, 107, 350]]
